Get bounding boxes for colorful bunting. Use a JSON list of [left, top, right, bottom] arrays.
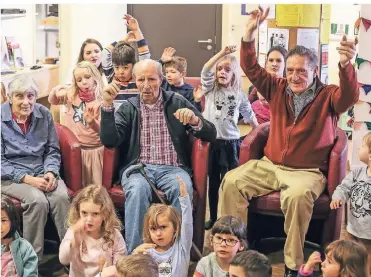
[[358, 83, 371, 95], [366, 122, 371, 131], [355, 17, 371, 32], [355, 54, 371, 69]]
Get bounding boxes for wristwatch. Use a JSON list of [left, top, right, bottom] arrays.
[[101, 104, 114, 112]]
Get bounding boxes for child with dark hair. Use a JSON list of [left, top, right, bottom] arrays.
[[159, 47, 202, 111], [194, 216, 247, 277], [229, 250, 272, 277], [1, 194, 38, 276], [102, 14, 150, 108]]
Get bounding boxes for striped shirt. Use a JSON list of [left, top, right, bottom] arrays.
[[138, 93, 181, 167], [102, 39, 151, 108]]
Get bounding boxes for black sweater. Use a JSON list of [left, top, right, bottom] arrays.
[[100, 89, 216, 180]]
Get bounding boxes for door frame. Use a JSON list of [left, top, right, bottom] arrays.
[[127, 4, 223, 55]]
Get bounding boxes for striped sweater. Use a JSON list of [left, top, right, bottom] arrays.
[[102, 38, 151, 108]]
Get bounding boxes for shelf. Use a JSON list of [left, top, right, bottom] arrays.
[[38, 25, 59, 32], [1, 14, 26, 20]]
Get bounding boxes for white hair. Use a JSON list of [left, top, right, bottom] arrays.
[[7, 74, 39, 98], [132, 59, 163, 79]]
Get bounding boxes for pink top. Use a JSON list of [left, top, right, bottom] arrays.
[[251, 99, 270, 124], [1, 251, 18, 277], [59, 228, 127, 277], [64, 97, 102, 147]]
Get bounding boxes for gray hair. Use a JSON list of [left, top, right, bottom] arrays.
[[7, 74, 38, 98], [286, 45, 318, 69], [132, 59, 163, 80]]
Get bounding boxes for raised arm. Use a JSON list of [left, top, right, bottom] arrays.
[[48, 86, 69, 105], [177, 176, 193, 253], [124, 14, 151, 60], [330, 35, 359, 114], [240, 6, 285, 101]]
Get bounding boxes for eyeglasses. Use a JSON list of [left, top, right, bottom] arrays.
[[211, 235, 239, 247]]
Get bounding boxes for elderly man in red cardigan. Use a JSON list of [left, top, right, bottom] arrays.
[[218, 6, 359, 277]]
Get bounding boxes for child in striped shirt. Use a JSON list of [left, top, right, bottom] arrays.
[[102, 14, 151, 108]]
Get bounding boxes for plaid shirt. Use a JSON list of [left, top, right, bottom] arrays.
[[138, 94, 181, 167]]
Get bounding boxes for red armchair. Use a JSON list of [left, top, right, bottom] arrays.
[[241, 122, 347, 250], [102, 136, 210, 261]]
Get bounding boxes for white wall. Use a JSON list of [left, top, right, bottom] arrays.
[[59, 4, 127, 83], [1, 4, 36, 66]]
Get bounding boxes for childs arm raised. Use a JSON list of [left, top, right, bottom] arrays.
[[177, 176, 193, 252]]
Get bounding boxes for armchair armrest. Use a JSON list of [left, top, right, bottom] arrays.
[[239, 122, 270, 165], [55, 123, 82, 193], [102, 147, 119, 190], [191, 138, 210, 197], [327, 128, 348, 196]]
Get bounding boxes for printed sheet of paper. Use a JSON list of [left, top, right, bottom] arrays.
[[322, 4, 331, 20], [297, 28, 319, 55], [320, 66, 328, 84], [320, 19, 330, 44], [258, 21, 268, 54], [267, 28, 289, 51], [276, 4, 320, 27], [276, 5, 300, 26]]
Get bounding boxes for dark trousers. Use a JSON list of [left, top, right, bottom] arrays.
[[208, 138, 240, 221]]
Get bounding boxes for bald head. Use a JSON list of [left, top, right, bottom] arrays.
[[133, 59, 163, 79]]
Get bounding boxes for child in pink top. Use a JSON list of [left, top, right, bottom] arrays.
[[49, 61, 104, 186], [59, 185, 127, 277]]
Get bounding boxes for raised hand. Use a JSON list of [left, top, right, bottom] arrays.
[[71, 219, 86, 249], [123, 14, 140, 32], [102, 81, 120, 106], [222, 45, 237, 55], [193, 86, 204, 103], [123, 31, 136, 42], [83, 107, 97, 125], [177, 176, 188, 197], [303, 251, 322, 273], [337, 35, 358, 68], [244, 6, 270, 41], [330, 199, 343, 210], [161, 47, 176, 63], [174, 108, 200, 126], [133, 243, 156, 254]]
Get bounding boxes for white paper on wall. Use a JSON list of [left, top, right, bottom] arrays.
[[267, 28, 289, 51], [359, 86, 371, 103], [357, 63, 371, 85], [297, 28, 320, 55], [258, 54, 266, 67], [258, 21, 268, 54], [353, 101, 371, 122], [320, 66, 328, 84], [350, 124, 370, 169]]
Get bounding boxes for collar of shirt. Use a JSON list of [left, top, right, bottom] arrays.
[[286, 80, 317, 99], [140, 91, 164, 110]]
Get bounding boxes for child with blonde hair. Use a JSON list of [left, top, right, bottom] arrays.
[[59, 185, 126, 277], [199, 45, 258, 229], [298, 239, 368, 277], [116, 254, 158, 277], [49, 61, 105, 186], [132, 177, 192, 277], [194, 216, 247, 277], [330, 131, 371, 273]]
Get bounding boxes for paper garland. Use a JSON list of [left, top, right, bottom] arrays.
[[355, 55, 371, 69], [358, 82, 371, 95], [355, 17, 371, 32]]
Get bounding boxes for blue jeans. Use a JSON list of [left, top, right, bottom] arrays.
[[121, 163, 193, 253]]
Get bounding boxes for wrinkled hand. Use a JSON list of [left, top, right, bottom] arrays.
[[221, 45, 237, 55], [23, 175, 49, 192], [193, 86, 204, 102], [133, 243, 156, 255], [83, 107, 97, 125], [330, 199, 343, 210], [174, 108, 199, 126], [44, 172, 57, 192], [337, 35, 358, 68], [102, 81, 120, 106], [71, 219, 86, 249], [245, 6, 270, 38], [161, 47, 176, 63], [303, 251, 322, 273], [177, 176, 188, 197], [123, 14, 140, 31], [123, 31, 136, 42]]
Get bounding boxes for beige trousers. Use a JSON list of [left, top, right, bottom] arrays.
[[218, 156, 326, 270]]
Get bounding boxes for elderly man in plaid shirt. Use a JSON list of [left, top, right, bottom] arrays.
[[100, 59, 217, 253]]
